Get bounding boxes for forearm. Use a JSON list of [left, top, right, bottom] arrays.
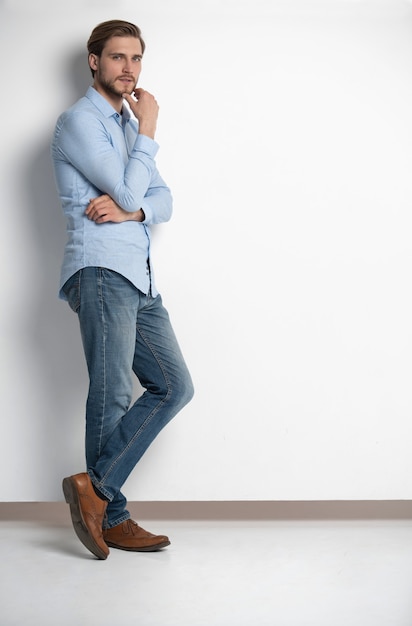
[[139, 173, 173, 224], [55, 115, 160, 212]]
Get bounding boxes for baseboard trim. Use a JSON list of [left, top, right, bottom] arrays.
[[1, 500, 412, 522]]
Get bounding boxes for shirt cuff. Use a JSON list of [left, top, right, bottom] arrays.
[[132, 134, 159, 158], [140, 199, 153, 224]]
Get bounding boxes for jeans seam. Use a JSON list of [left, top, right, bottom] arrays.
[[97, 268, 107, 460], [74, 270, 81, 312], [96, 324, 172, 489]]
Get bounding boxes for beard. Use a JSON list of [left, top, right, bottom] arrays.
[[98, 73, 137, 98]]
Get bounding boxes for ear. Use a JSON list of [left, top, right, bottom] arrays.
[[88, 53, 98, 73]]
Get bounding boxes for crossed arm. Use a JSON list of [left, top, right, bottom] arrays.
[[85, 89, 159, 225], [85, 194, 145, 224]]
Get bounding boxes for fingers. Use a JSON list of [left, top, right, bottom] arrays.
[[123, 88, 158, 109], [123, 89, 158, 139], [85, 195, 110, 222], [122, 92, 134, 106], [122, 89, 142, 104], [123, 88, 143, 100], [85, 195, 127, 224]]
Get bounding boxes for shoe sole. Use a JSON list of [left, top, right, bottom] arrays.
[[62, 477, 108, 560], [104, 540, 171, 552]]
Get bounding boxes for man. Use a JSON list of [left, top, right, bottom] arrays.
[[51, 20, 194, 560]]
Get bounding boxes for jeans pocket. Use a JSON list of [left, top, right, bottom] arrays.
[[62, 270, 81, 313]]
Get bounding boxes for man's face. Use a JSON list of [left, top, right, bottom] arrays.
[[89, 36, 143, 101]]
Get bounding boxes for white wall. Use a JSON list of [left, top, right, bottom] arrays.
[[2, 0, 412, 502]]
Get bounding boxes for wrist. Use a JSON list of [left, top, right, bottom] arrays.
[[138, 122, 156, 139], [135, 209, 145, 222]]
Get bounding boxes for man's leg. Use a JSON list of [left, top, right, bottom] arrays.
[[63, 267, 193, 552], [63, 267, 140, 528], [87, 291, 194, 519]]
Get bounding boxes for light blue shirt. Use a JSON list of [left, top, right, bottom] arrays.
[[51, 86, 173, 299]]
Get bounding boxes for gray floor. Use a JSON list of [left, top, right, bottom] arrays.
[[1, 506, 412, 625]]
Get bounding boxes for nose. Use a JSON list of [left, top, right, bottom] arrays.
[[123, 58, 133, 74]]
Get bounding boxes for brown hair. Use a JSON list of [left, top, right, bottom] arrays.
[[87, 20, 146, 76]]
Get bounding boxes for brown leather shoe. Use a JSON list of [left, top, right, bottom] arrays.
[[103, 519, 170, 552], [62, 472, 109, 560]]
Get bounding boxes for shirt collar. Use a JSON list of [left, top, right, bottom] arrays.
[[85, 86, 131, 122]]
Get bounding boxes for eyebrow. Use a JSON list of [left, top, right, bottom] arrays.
[[109, 52, 143, 58]]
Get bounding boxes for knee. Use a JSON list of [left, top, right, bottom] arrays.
[[170, 372, 194, 413], [182, 377, 195, 408]]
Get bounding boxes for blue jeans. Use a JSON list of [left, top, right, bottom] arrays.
[[63, 267, 194, 527]]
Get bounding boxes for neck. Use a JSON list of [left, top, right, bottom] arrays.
[[92, 83, 123, 113]]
